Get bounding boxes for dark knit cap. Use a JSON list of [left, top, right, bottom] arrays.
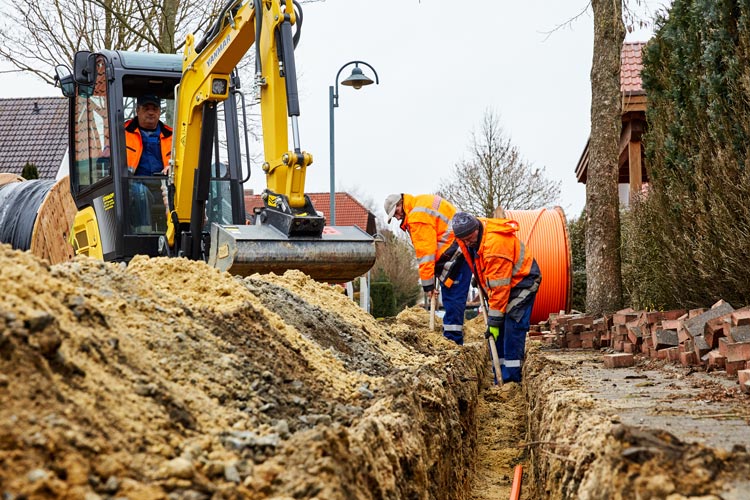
[[451, 212, 480, 239], [137, 94, 161, 107]]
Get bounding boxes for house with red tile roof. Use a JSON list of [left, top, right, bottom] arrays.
[[575, 41, 648, 205], [0, 97, 69, 180], [244, 191, 377, 235]]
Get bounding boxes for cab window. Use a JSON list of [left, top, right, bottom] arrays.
[[71, 54, 110, 194]]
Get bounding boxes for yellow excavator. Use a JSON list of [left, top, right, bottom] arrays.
[[53, 0, 375, 283]]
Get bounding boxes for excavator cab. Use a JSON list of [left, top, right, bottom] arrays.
[[58, 50, 245, 261], [56, 0, 376, 283]]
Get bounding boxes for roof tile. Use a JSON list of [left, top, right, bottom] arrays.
[[621, 41, 646, 95], [0, 97, 68, 179]]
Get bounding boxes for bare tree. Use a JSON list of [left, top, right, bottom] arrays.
[[371, 229, 420, 311], [586, 0, 625, 315], [437, 109, 561, 217], [0, 0, 224, 85], [541, 1, 648, 315]]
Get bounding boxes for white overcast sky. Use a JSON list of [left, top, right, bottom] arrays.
[[0, 0, 665, 222]]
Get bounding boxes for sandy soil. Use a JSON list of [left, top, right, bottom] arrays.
[[468, 381, 530, 500], [10, 242, 745, 499], [1, 245, 521, 500]]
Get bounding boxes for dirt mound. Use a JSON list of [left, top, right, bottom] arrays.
[[0, 245, 489, 499]]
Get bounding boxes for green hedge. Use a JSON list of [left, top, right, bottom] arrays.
[[370, 281, 397, 318], [626, 0, 750, 309], [567, 209, 587, 312], [21, 162, 39, 180]]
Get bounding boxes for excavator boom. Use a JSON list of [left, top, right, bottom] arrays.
[[169, 0, 375, 280]]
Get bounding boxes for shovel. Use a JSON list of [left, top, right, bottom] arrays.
[[429, 292, 437, 331], [477, 285, 503, 386], [428, 279, 438, 331]]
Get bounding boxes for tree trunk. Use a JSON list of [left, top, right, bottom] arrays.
[[586, 0, 624, 315], [160, 0, 178, 53]]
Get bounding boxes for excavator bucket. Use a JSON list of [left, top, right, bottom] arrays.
[[207, 223, 376, 283]]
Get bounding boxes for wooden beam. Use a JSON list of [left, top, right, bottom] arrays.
[[622, 94, 647, 113], [625, 115, 645, 141], [629, 140, 643, 203], [575, 110, 646, 186], [619, 146, 629, 174], [619, 120, 633, 158], [575, 138, 590, 183]]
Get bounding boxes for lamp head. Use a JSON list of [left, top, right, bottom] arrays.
[[341, 66, 374, 90]]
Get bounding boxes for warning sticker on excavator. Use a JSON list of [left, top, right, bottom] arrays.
[[103, 193, 115, 211]]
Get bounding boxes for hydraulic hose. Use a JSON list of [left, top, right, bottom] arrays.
[[195, 0, 242, 54], [292, 0, 303, 48], [254, 0, 263, 75]]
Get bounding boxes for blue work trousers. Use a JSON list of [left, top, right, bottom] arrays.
[[494, 292, 537, 382], [440, 259, 472, 345]]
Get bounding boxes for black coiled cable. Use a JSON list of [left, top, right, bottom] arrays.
[[0, 180, 55, 250]]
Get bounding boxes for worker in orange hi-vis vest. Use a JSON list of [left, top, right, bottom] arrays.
[[384, 193, 472, 345], [452, 212, 541, 382]]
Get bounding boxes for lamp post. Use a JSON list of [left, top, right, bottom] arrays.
[[329, 61, 379, 225]]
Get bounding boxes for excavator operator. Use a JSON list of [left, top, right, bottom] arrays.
[[124, 94, 173, 232], [124, 94, 172, 176]]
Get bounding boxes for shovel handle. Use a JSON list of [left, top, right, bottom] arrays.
[[488, 335, 503, 386], [429, 293, 436, 331], [477, 286, 503, 386]]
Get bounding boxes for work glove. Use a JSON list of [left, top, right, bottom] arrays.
[[485, 325, 500, 341]]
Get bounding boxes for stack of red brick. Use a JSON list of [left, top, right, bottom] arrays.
[[535, 300, 750, 393]]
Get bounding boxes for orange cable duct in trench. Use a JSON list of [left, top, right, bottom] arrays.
[[510, 464, 524, 500], [505, 207, 572, 324]]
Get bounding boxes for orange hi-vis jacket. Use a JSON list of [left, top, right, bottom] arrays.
[[124, 119, 173, 173], [400, 194, 459, 291], [456, 217, 541, 327]]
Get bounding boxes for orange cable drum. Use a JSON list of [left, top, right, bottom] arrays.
[[504, 207, 572, 324]]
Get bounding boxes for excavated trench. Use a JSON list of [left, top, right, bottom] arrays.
[[1, 245, 749, 499]]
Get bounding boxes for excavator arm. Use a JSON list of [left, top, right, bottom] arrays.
[[165, 0, 375, 281], [169, 0, 311, 250]]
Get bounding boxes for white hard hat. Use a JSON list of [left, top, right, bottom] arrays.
[[384, 193, 401, 223]]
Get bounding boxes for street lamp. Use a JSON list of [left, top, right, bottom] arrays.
[[329, 61, 379, 225]]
